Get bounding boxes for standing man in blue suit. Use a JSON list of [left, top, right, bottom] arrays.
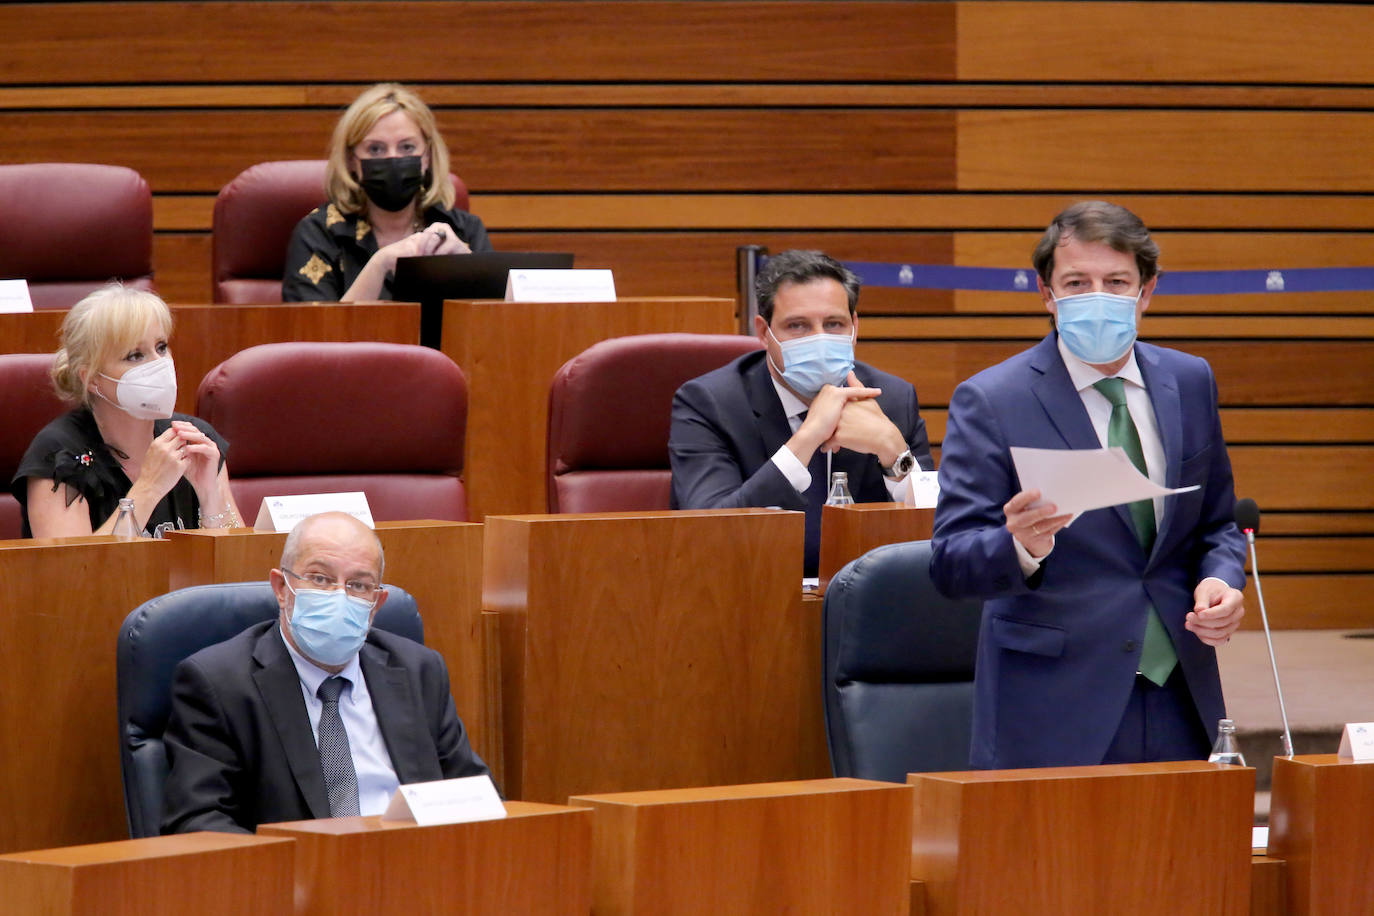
[[931, 201, 1247, 769], [670, 249, 933, 577]]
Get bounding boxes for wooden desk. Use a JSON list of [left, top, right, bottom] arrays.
[[909, 762, 1255, 916], [165, 521, 496, 769], [817, 502, 934, 592], [0, 832, 294, 916], [0, 301, 420, 415], [0, 536, 173, 853], [440, 296, 735, 519], [569, 778, 912, 916], [1269, 753, 1374, 916], [258, 801, 590, 916], [484, 508, 830, 803]]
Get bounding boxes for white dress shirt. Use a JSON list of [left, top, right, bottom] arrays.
[[282, 627, 400, 816]]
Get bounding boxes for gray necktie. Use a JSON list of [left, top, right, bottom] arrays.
[[317, 676, 360, 817]]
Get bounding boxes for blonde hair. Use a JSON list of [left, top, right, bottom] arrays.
[[52, 285, 174, 405], [324, 83, 454, 215]]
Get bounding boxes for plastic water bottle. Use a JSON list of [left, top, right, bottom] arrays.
[[111, 498, 141, 540], [1207, 718, 1246, 766], [825, 472, 854, 506]]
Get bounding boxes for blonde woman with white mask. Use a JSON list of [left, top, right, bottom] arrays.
[[11, 285, 240, 538]]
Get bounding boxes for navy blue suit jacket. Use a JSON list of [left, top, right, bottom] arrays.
[[931, 334, 1246, 769], [669, 351, 932, 575], [161, 622, 489, 834]]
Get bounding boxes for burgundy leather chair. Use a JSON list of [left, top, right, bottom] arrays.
[[0, 163, 154, 310], [211, 160, 470, 304], [196, 342, 468, 521], [0, 353, 71, 538], [546, 333, 763, 513]]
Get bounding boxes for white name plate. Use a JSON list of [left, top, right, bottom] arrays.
[[1337, 721, 1374, 761], [906, 468, 940, 509], [505, 268, 616, 302], [0, 278, 34, 313], [382, 775, 506, 827], [252, 492, 375, 533]]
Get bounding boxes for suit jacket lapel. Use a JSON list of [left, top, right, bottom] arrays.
[[360, 641, 428, 784], [743, 355, 795, 457], [251, 627, 331, 819], [1139, 345, 1183, 557]]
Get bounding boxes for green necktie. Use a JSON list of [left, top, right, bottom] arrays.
[[1093, 377, 1177, 686]]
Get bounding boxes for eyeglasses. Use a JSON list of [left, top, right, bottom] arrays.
[[282, 568, 382, 601]]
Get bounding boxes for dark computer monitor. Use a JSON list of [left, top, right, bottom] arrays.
[[392, 252, 576, 348]]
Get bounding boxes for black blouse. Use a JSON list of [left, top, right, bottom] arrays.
[[9, 409, 230, 538]]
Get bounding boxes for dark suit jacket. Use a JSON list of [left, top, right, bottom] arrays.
[[669, 351, 932, 575], [161, 621, 489, 834], [930, 334, 1246, 769]]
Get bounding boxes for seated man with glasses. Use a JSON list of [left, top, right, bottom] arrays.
[[161, 511, 490, 834]]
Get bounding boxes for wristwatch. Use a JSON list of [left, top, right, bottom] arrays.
[[882, 448, 916, 479]]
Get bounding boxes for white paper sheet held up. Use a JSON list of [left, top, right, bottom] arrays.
[[1010, 446, 1198, 519]]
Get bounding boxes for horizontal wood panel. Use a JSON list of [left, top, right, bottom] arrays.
[[1231, 446, 1374, 511], [863, 315, 1374, 340], [957, 2, 1374, 84], [1261, 513, 1374, 536], [859, 340, 1374, 406], [0, 2, 955, 83], [955, 233, 1374, 272], [1237, 538, 1374, 573], [1236, 575, 1373, 630], [922, 410, 1374, 447], [153, 234, 211, 303], [947, 290, 1374, 316], [0, 109, 958, 193], [10, 83, 1374, 111], [957, 111, 1374, 192]]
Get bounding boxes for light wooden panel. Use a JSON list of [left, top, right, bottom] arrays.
[[0, 2, 955, 84], [1268, 754, 1374, 916], [569, 779, 912, 916], [0, 833, 294, 916], [258, 802, 591, 916], [958, 110, 1374, 192], [955, 232, 1374, 271], [0, 537, 173, 853]]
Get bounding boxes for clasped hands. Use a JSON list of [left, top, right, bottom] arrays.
[[381, 222, 470, 268], [789, 372, 906, 468], [140, 421, 222, 504]]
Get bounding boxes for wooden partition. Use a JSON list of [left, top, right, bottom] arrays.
[[1268, 754, 1374, 916], [165, 521, 495, 768], [483, 508, 829, 803], [440, 296, 734, 519], [908, 761, 1255, 916], [257, 801, 590, 916], [0, 302, 420, 415], [0, 536, 173, 853], [0, 833, 294, 916], [818, 503, 934, 593], [569, 778, 912, 916]]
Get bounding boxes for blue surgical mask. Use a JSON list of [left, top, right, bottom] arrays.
[[767, 328, 855, 400], [1053, 290, 1140, 365], [285, 582, 374, 667]]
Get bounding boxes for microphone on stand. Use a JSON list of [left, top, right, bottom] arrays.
[[1235, 497, 1294, 758]]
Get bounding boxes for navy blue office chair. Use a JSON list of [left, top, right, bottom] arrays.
[[822, 540, 981, 782], [116, 581, 423, 838]]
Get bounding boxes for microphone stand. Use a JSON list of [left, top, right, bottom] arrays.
[[1245, 526, 1294, 757]]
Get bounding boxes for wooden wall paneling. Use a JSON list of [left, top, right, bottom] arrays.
[[1238, 575, 1373, 630], [0, 537, 174, 853], [954, 233, 1374, 273], [153, 234, 212, 303], [0, 3, 956, 84]]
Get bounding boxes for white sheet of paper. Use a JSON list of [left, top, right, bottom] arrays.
[[905, 469, 940, 509], [1337, 721, 1374, 761], [1252, 826, 1268, 851], [1009, 446, 1199, 519], [381, 775, 506, 827], [252, 492, 375, 532], [505, 268, 616, 302], [0, 278, 34, 313]]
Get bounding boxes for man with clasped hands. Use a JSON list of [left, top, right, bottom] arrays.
[[162, 512, 489, 833], [669, 249, 933, 577], [931, 201, 1247, 769]]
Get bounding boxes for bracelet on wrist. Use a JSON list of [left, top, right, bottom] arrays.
[[198, 506, 240, 529]]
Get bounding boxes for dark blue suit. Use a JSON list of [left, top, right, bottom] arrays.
[[669, 351, 932, 576], [931, 334, 1246, 769]]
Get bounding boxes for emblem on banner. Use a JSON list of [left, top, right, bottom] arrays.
[[1266, 271, 1285, 291], [898, 265, 914, 285], [1014, 270, 1030, 290]]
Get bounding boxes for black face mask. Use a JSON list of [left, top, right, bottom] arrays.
[[356, 155, 425, 212]]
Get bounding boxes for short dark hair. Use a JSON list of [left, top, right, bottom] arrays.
[[1032, 201, 1160, 286], [755, 250, 860, 323]]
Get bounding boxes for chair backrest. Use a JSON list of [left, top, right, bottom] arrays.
[[0, 353, 71, 538], [0, 163, 154, 309], [546, 332, 763, 513], [196, 341, 468, 522], [116, 581, 423, 838], [211, 160, 471, 304], [822, 539, 982, 782]]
